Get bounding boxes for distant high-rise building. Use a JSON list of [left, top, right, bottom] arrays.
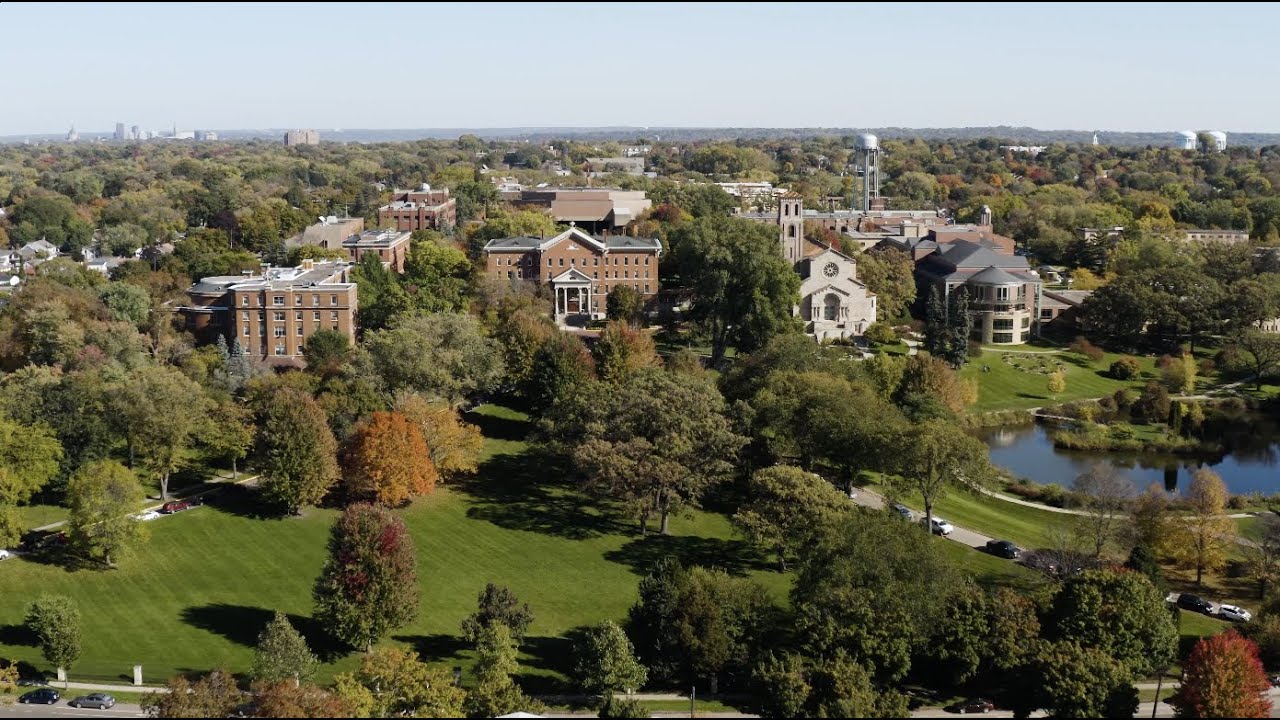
[[130, 125, 141, 140], [195, 130, 218, 141], [114, 122, 126, 140], [284, 129, 320, 146], [66, 124, 79, 142]]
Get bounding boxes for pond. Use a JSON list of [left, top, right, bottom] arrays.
[[979, 421, 1280, 496]]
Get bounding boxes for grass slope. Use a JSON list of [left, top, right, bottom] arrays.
[[962, 349, 1162, 413]]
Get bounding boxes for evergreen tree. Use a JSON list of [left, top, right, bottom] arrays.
[[464, 624, 536, 719], [215, 334, 230, 365], [229, 337, 251, 387], [924, 285, 948, 356], [251, 611, 318, 683], [946, 287, 973, 367]]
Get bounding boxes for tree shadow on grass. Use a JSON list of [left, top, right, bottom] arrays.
[[201, 483, 293, 521], [392, 632, 470, 665], [179, 603, 350, 663], [604, 533, 772, 578], [516, 634, 576, 694], [1015, 391, 1049, 400], [460, 448, 630, 541], [464, 408, 532, 443], [0, 623, 36, 647]]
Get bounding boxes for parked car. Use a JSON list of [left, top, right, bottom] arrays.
[[985, 540, 1021, 559], [0, 548, 11, 560], [133, 510, 161, 522], [1218, 604, 1253, 623], [925, 516, 954, 536], [16, 677, 46, 687], [948, 698, 995, 714], [160, 500, 191, 514], [1269, 674, 1280, 688], [18, 688, 60, 704], [1177, 593, 1214, 614], [69, 693, 116, 709], [892, 503, 912, 520]]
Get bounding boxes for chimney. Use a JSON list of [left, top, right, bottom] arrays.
[[302, 258, 314, 271]]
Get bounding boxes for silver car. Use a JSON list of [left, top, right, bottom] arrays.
[[1218, 604, 1253, 623], [69, 693, 115, 709]]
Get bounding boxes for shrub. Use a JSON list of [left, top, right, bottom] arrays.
[[1096, 395, 1118, 415], [1069, 336, 1105, 362], [863, 323, 897, 346], [968, 340, 985, 358], [1110, 356, 1141, 380]]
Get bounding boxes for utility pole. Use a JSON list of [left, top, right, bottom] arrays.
[[690, 685, 695, 719]]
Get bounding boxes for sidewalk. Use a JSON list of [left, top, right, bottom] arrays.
[[30, 473, 260, 533]]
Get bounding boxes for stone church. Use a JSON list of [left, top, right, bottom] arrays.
[[773, 193, 878, 341]]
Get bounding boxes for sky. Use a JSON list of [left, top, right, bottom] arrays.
[[3, 2, 1278, 136]]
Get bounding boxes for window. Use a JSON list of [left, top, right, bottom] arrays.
[[243, 326, 250, 336], [993, 319, 1014, 330], [241, 312, 249, 322], [295, 311, 302, 321], [547, 259, 552, 267], [570, 258, 576, 266], [614, 258, 619, 266], [624, 271, 629, 279], [274, 312, 285, 321], [1021, 317, 1031, 328], [788, 225, 797, 238], [995, 286, 1010, 301], [547, 272, 552, 280], [330, 311, 339, 322], [260, 344, 266, 355], [330, 295, 338, 305], [593, 257, 599, 266], [297, 326, 304, 336], [314, 312, 321, 321], [1041, 309, 1054, 320], [593, 271, 598, 279], [645, 270, 649, 278], [644, 284, 650, 293], [559, 258, 564, 266], [624, 257, 629, 266], [258, 311, 265, 320], [274, 326, 286, 338], [241, 296, 249, 306], [294, 295, 302, 304], [274, 344, 286, 356], [823, 294, 840, 321], [993, 332, 1013, 343], [645, 257, 650, 265], [784, 204, 790, 217], [312, 294, 319, 305], [273, 296, 284, 306], [507, 271, 512, 278]]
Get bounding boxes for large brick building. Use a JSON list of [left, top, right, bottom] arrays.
[[501, 188, 651, 233], [177, 259, 357, 365], [378, 184, 457, 232], [483, 226, 661, 324], [344, 229, 411, 273]]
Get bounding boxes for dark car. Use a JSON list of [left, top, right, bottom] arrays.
[[1178, 593, 1214, 614], [69, 693, 116, 709], [18, 688, 60, 704], [1270, 674, 1280, 688], [949, 698, 995, 714], [160, 500, 191, 514], [985, 540, 1021, 559]]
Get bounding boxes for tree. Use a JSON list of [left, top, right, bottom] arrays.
[[856, 249, 916, 322], [402, 238, 470, 313], [1010, 641, 1139, 719], [301, 328, 353, 378], [751, 651, 904, 719], [331, 647, 464, 719], [597, 692, 651, 718], [97, 283, 151, 326], [525, 331, 596, 412], [668, 216, 801, 365], [1110, 355, 1141, 380], [945, 288, 973, 367], [313, 504, 418, 650], [1046, 369, 1066, 398], [1126, 543, 1169, 595], [25, 595, 82, 675], [1169, 468, 1236, 586], [1171, 631, 1272, 718], [351, 251, 409, 331], [344, 411, 438, 506], [1128, 482, 1172, 551], [464, 623, 537, 719], [751, 653, 811, 719], [0, 416, 64, 546], [101, 223, 149, 257], [254, 389, 340, 514], [1044, 569, 1178, 677], [109, 365, 210, 499], [891, 419, 992, 535], [251, 611, 317, 684], [863, 322, 897, 346], [202, 399, 253, 480], [547, 369, 745, 534], [923, 286, 949, 357], [1071, 464, 1133, 559], [249, 681, 354, 718], [733, 466, 851, 570], [1234, 329, 1280, 390], [606, 285, 646, 327], [897, 353, 977, 416], [461, 583, 535, 645], [791, 513, 956, 682], [573, 620, 648, 695], [359, 312, 504, 403], [1248, 514, 1280, 599], [394, 392, 483, 479], [141, 669, 243, 719], [592, 321, 658, 383], [66, 460, 146, 566]]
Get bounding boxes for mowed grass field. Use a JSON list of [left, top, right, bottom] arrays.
[[961, 349, 1162, 413], [0, 406, 788, 687]]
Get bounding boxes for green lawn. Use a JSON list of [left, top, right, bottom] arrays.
[[875, 484, 1074, 551], [1237, 516, 1262, 542], [934, 539, 1047, 594], [0, 405, 785, 689], [961, 348, 1162, 413], [9, 503, 68, 531]]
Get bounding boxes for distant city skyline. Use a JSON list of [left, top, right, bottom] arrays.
[[4, 2, 1279, 136]]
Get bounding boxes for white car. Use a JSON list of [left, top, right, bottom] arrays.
[[925, 517, 954, 536], [0, 549, 11, 561], [1218, 604, 1253, 623], [133, 511, 161, 522]]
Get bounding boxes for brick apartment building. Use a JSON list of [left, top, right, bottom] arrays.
[[177, 259, 357, 366], [378, 184, 458, 231], [344, 229, 412, 273], [483, 226, 661, 324]]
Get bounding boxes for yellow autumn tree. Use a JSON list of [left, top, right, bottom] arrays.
[[1170, 468, 1237, 587], [394, 392, 483, 480], [344, 412, 438, 506]]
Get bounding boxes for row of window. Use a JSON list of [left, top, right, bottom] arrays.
[[242, 321, 341, 336], [242, 294, 342, 307], [244, 311, 342, 323], [992, 331, 1035, 343]]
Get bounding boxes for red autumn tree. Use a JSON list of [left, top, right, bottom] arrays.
[[343, 411, 438, 506], [1170, 630, 1271, 718], [250, 680, 354, 718]]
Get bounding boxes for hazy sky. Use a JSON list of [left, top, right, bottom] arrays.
[[4, 2, 1277, 135]]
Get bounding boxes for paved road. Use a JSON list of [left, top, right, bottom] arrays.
[[851, 487, 995, 549], [0, 702, 143, 718]]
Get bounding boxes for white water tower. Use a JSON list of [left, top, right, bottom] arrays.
[[1178, 130, 1197, 150], [855, 133, 881, 212]]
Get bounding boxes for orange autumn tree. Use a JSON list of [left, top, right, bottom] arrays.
[[344, 412, 438, 506], [1170, 631, 1271, 718]]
